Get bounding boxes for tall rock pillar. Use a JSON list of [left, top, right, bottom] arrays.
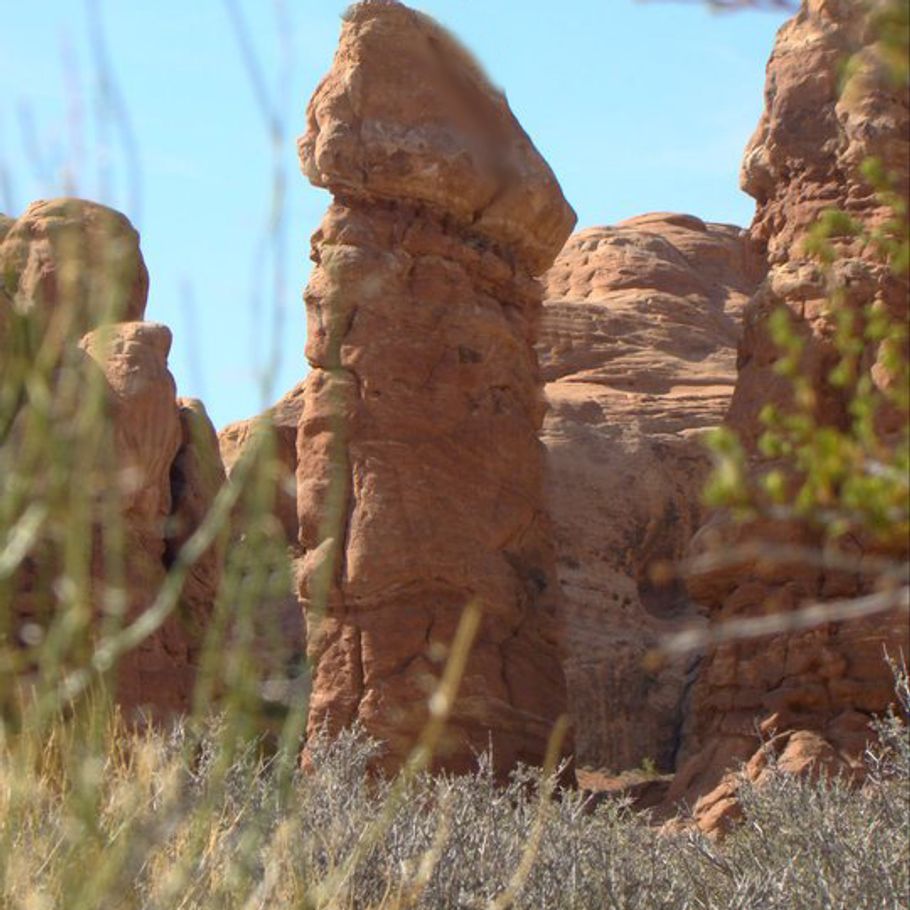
[[295, 0, 577, 775]]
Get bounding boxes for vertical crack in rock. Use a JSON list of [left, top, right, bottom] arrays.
[[296, 0, 577, 777]]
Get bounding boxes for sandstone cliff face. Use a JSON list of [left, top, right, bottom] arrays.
[[538, 214, 765, 772], [295, 0, 575, 775], [0, 198, 223, 716], [669, 0, 910, 832]]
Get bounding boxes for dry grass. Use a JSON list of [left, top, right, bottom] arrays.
[[0, 670, 907, 910]]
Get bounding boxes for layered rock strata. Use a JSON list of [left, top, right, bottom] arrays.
[[0, 198, 224, 715], [538, 213, 765, 771], [295, 0, 576, 775], [669, 0, 910, 833]]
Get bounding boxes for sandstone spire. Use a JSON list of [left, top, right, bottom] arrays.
[[295, 0, 576, 774]]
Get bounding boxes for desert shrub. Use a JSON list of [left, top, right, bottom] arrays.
[[1, 701, 907, 910], [867, 656, 910, 783]]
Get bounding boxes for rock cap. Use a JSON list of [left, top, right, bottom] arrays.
[[299, 0, 576, 274]]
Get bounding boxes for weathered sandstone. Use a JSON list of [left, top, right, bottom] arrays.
[[295, 0, 575, 775], [167, 397, 229, 640], [0, 198, 222, 716], [669, 0, 910, 833], [538, 213, 765, 771], [219, 381, 307, 545], [217, 383, 309, 697], [0, 198, 148, 336]]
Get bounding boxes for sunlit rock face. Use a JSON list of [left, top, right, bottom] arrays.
[[667, 0, 910, 835], [0, 198, 149, 333], [538, 213, 765, 772], [0, 198, 224, 716], [294, 0, 576, 776]]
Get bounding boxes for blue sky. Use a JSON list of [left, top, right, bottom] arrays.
[[0, 1, 789, 429]]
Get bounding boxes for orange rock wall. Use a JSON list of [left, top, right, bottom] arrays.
[[538, 214, 765, 771]]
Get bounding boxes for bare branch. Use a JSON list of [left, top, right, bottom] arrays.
[[662, 585, 910, 654], [85, 0, 143, 220]]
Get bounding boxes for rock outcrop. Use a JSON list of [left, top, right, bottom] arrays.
[[217, 382, 309, 700], [0, 198, 148, 337], [538, 213, 765, 771], [0, 198, 224, 716], [219, 381, 307, 546], [294, 0, 576, 775], [667, 0, 910, 833]]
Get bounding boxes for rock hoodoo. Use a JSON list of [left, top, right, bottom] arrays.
[[668, 0, 910, 833], [538, 213, 765, 772], [0, 198, 224, 716], [294, 0, 576, 774]]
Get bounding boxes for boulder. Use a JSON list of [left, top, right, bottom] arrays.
[[0, 197, 148, 335]]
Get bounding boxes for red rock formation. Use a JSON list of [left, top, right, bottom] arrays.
[[219, 381, 307, 545], [741, 0, 909, 270], [538, 213, 765, 772], [295, 0, 576, 775], [0, 198, 148, 335], [217, 383, 309, 698], [668, 0, 910, 833], [0, 198, 223, 716], [168, 397, 229, 641]]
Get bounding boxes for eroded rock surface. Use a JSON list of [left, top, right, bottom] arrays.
[[219, 381, 307, 545], [0, 198, 148, 335], [538, 214, 765, 771], [0, 198, 222, 716], [669, 0, 910, 834], [296, 0, 575, 775]]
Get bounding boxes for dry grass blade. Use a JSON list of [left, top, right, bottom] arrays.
[[487, 714, 571, 910]]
